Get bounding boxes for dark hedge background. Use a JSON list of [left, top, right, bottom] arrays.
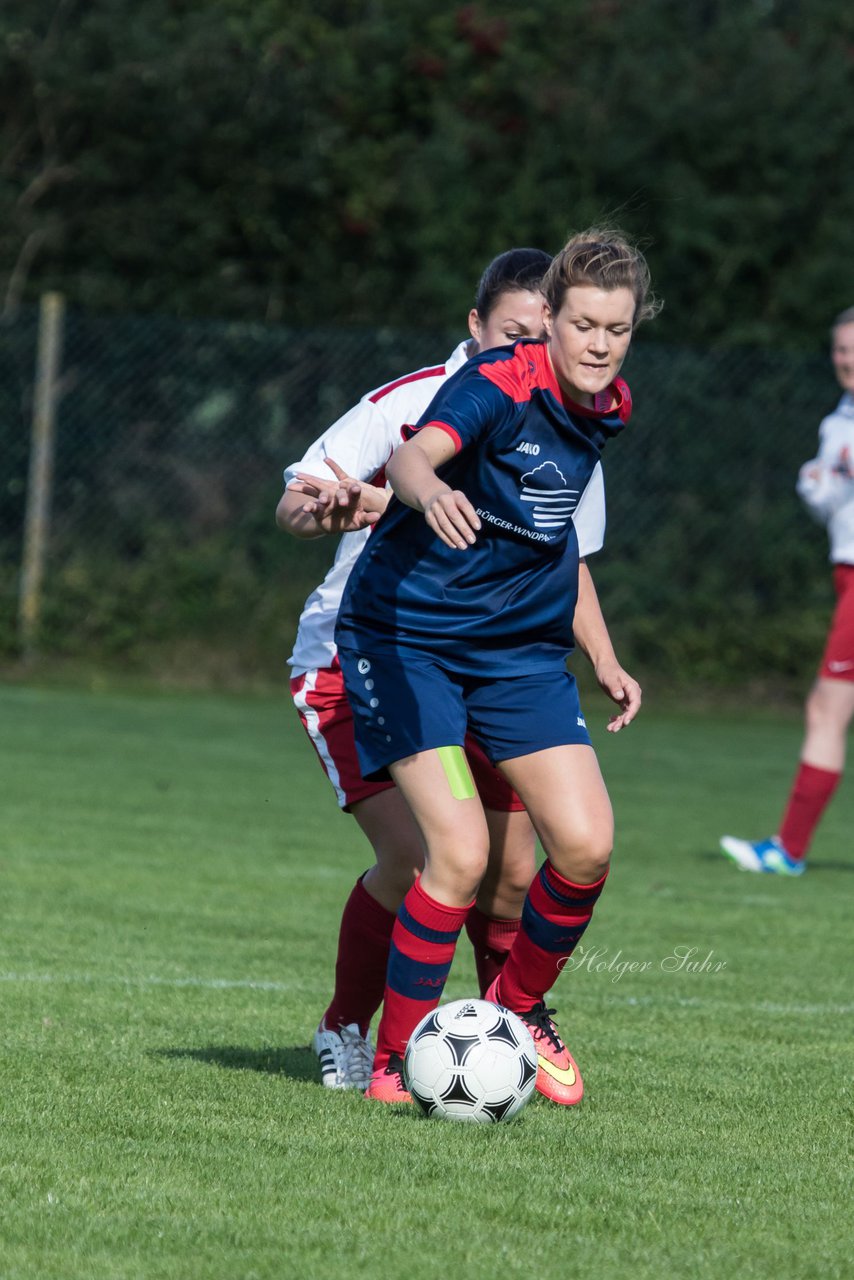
[[2, 0, 850, 687]]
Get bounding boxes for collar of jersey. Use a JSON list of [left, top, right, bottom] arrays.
[[534, 342, 629, 422]]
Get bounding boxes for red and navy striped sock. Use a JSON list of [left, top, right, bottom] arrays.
[[374, 878, 471, 1070], [778, 762, 842, 859], [322, 874, 395, 1037], [464, 906, 521, 997], [494, 860, 608, 1013]]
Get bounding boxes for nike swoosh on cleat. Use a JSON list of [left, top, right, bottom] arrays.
[[827, 660, 854, 672], [537, 1055, 577, 1087]]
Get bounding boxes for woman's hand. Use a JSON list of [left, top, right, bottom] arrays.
[[423, 489, 481, 550], [288, 457, 389, 534], [593, 659, 642, 731]]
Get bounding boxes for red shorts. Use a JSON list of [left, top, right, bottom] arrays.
[[290, 658, 525, 813], [819, 564, 854, 682]]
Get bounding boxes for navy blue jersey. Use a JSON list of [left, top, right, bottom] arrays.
[[334, 340, 631, 677]]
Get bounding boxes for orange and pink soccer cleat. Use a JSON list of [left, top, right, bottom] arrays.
[[485, 978, 583, 1107], [364, 1052, 412, 1104]]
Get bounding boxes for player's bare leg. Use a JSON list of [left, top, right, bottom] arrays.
[[478, 807, 537, 917], [497, 744, 613, 883], [389, 747, 491, 906], [801, 677, 854, 772], [314, 788, 422, 1089], [321, 764, 534, 1092], [466, 806, 536, 995], [352, 787, 424, 909], [365, 747, 489, 1101], [484, 744, 613, 1105]]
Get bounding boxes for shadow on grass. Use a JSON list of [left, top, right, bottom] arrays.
[[155, 1044, 318, 1083]]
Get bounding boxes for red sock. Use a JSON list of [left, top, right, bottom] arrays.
[[778, 762, 842, 859], [322, 875, 395, 1037], [494, 860, 608, 1013], [464, 907, 521, 996], [374, 878, 471, 1069]]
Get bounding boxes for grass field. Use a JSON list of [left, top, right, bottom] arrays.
[[1, 680, 852, 1279]]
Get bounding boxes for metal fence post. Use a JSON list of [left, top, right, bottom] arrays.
[[18, 291, 66, 660]]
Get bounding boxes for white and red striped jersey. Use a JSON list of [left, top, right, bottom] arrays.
[[796, 393, 854, 564], [285, 340, 607, 674]]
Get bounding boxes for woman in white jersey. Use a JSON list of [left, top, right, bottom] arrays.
[[721, 307, 854, 875], [277, 249, 634, 1091]]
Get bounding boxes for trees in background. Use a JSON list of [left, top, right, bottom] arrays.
[[3, 0, 852, 681], [2, 0, 853, 344]]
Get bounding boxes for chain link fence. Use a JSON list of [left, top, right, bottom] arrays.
[[1, 299, 837, 687]]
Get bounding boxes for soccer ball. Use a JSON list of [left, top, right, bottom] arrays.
[[403, 998, 538, 1123]]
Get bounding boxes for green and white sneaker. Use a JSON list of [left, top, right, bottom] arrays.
[[719, 835, 805, 876]]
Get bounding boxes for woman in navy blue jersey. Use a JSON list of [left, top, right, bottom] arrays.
[[335, 228, 660, 1105]]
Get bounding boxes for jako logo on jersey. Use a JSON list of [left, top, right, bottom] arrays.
[[516, 441, 540, 455]]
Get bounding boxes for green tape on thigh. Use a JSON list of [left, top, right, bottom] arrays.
[[436, 745, 476, 800]]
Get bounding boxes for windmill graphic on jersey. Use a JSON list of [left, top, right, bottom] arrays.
[[520, 461, 579, 530]]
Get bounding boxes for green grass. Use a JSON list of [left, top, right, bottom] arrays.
[[1, 681, 852, 1279]]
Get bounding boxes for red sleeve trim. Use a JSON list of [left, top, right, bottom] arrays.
[[401, 420, 463, 453]]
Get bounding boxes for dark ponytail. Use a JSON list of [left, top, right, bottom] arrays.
[[474, 248, 553, 320]]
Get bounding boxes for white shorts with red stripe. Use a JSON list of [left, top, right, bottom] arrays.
[[290, 657, 525, 813]]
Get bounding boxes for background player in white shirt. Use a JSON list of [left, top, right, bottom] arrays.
[[721, 307, 854, 874], [277, 248, 625, 1090]]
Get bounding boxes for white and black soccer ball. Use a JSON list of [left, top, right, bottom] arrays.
[[403, 998, 538, 1123]]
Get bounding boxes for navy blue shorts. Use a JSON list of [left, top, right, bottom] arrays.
[[337, 642, 592, 781]]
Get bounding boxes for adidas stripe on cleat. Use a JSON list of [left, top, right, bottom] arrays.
[[312, 1019, 373, 1090]]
